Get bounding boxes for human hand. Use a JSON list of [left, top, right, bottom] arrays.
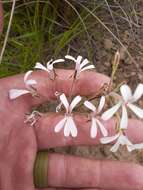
[[0, 70, 143, 190]]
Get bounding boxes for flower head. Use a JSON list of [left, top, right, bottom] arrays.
[[54, 93, 81, 137], [9, 71, 37, 99], [100, 131, 134, 152], [65, 55, 95, 79], [101, 84, 143, 129], [84, 96, 108, 138], [35, 58, 65, 80]]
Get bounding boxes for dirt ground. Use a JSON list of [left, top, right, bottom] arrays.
[[36, 1, 143, 165]]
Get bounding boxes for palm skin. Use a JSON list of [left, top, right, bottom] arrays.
[[1, 70, 143, 190]]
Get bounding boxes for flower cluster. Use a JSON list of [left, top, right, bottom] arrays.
[[8, 54, 143, 153]]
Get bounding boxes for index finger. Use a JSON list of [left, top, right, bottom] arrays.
[[1, 69, 110, 107]]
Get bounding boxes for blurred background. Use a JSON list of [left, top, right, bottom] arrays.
[[0, 0, 142, 83]]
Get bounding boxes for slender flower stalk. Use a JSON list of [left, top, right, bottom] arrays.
[[101, 84, 143, 129], [9, 71, 37, 99], [35, 58, 65, 80], [100, 131, 134, 152], [84, 96, 108, 138], [54, 93, 81, 137]]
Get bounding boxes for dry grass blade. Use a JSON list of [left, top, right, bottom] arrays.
[[0, 0, 16, 64]]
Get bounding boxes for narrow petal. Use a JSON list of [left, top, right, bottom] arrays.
[[101, 102, 122, 120], [120, 105, 128, 129], [119, 135, 133, 152], [100, 133, 120, 144], [110, 140, 120, 152], [127, 103, 143, 118], [64, 119, 71, 137], [45, 59, 53, 70], [54, 117, 66, 133], [129, 143, 143, 151], [119, 135, 132, 146], [133, 83, 143, 102], [96, 119, 108, 137], [47, 63, 53, 71], [76, 56, 83, 71], [35, 62, 48, 72], [120, 84, 132, 102], [9, 89, 30, 99], [52, 59, 65, 64], [98, 96, 105, 113], [65, 55, 76, 62], [26, 79, 37, 86], [68, 117, 78, 137], [90, 118, 97, 138], [80, 65, 95, 72], [64, 117, 77, 137], [60, 93, 69, 112], [80, 58, 89, 69], [24, 70, 33, 83], [84, 100, 96, 112], [69, 95, 81, 112]]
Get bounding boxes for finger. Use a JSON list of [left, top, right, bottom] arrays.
[[36, 188, 72, 190], [36, 189, 103, 190], [0, 125, 37, 190], [34, 114, 143, 149], [46, 153, 143, 189], [1, 69, 110, 106]]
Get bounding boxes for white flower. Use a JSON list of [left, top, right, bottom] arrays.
[[54, 93, 81, 137], [100, 132, 134, 152], [9, 71, 37, 99], [65, 55, 95, 79], [84, 96, 108, 138], [35, 58, 65, 79], [101, 84, 143, 129]]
